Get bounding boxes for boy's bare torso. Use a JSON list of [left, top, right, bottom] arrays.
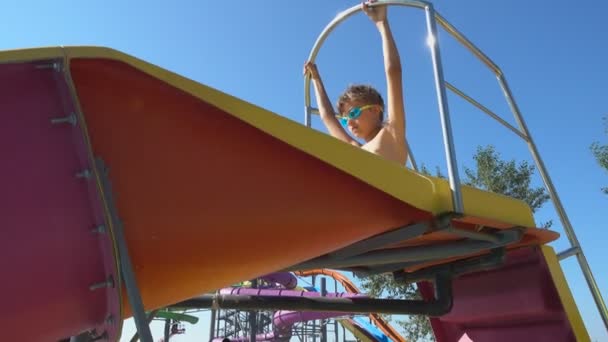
[[360, 126, 407, 165]]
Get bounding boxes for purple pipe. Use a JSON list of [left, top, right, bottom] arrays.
[[218, 287, 365, 299]]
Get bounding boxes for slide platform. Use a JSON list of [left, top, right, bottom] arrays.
[[0, 46, 562, 341]]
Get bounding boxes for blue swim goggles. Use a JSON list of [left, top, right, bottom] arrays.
[[336, 104, 380, 125]]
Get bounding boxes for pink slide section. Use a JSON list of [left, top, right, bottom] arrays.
[[0, 61, 120, 341], [418, 247, 586, 342]]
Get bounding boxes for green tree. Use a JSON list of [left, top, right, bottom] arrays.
[[463, 145, 550, 213], [356, 144, 552, 341], [420, 164, 445, 179], [590, 116, 608, 194]]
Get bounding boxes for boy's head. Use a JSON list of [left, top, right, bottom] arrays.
[[336, 84, 385, 141]]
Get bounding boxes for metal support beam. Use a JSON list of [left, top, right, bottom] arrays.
[[173, 273, 453, 317], [249, 279, 257, 342], [163, 319, 171, 342], [321, 278, 327, 342], [424, 3, 464, 214], [286, 228, 522, 271], [97, 158, 153, 342], [348, 261, 423, 276], [333, 278, 339, 342], [328, 221, 430, 260], [445, 225, 501, 244], [129, 310, 159, 342], [445, 81, 528, 141], [394, 248, 505, 283], [209, 309, 217, 341]]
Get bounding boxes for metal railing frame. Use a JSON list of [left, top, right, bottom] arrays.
[[302, 0, 607, 330]]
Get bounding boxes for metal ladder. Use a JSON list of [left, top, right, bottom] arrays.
[[303, 0, 607, 331]]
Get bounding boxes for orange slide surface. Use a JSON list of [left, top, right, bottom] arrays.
[[65, 48, 557, 315], [69, 56, 433, 315], [70, 55, 555, 312]]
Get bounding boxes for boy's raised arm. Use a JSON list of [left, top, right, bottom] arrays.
[[364, 2, 406, 135], [304, 62, 360, 146]]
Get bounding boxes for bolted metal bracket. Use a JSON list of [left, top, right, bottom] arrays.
[[50, 112, 77, 126], [91, 225, 107, 234], [89, 276, 114, 291], [76, 169, 92, 179], [35, 61, 62, 72]]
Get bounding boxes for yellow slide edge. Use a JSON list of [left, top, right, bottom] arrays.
[[541, 245, 590, 342]]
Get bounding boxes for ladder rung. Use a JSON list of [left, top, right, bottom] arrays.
[[557, 246, 580, 260]]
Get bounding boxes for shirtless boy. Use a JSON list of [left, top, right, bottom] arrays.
[[304, 1, 407, 166]]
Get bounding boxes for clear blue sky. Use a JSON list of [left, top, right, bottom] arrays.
[[3, 0, 606, 340]]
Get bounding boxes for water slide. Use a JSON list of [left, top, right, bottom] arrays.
[[294, 269, 405, 342], [340, 317, 390, 342], [213, 272, 367, 342], [153, 310, 199, 325], [264, 276, 391, 342], [0, 46, 589, 342]]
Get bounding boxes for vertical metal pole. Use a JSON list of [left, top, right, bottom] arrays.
[[95, 159, 154, 342], [334, 279, 339, 342], [424, 4, 464, 214], [305, 106, 312, 127], [498, 74, 608, 329], [312, 275, 317, 342], [321, 278, 327, 342], [128, 310, 159, 342], [210, 309, 217, 341], [249, 279, 258, 342], [164, 319, 171, 342], [217, 310, 222, 338], [405, 140, 419, 171], [223, 311, 227, 338], [305, 71, 312, 128]]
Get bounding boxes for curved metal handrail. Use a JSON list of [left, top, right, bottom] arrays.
[[303, 0, 503, 123], [303, 0, 465, 214]]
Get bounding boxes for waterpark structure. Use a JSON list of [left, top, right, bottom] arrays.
[[1, 1, 606, 341], [204, 270, 403, 342]]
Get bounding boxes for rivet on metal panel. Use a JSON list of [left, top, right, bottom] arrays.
[[89, 276, 115, 291], [105, 315, 115, 325], [91, 225, 107, 234], [76, 169, 92, 179], [35, 62, 61, 71], [50, 112, 77, 126]]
